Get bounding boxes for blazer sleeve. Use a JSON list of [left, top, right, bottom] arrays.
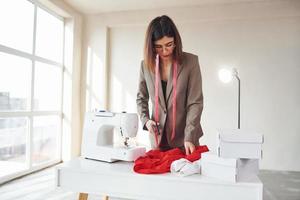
[[184, 56, 204, 142], [136, 61, 150, 130]]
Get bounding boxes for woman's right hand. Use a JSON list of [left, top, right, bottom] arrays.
[[146, 120, 160, 135]]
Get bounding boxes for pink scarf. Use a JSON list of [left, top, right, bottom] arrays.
[[154, 54, 177, 146]]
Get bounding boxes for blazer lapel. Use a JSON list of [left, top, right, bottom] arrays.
[[166, 62, 183, 105]]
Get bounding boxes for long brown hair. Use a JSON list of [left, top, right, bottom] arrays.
[[144, 15, 183, 72]]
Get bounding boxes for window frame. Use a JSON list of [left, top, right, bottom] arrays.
[[0, 0, 65, 183]]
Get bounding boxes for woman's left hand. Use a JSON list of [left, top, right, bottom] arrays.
[[184, 141, 195, 155]]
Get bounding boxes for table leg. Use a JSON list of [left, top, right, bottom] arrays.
[[103, 195, 109, 200], [79, 193, 88, 200]]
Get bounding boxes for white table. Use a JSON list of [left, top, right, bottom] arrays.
[[55, 157, 263, 200]]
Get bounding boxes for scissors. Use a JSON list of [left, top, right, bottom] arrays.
[[152, 122, 160, 147], [152, 122, 160, 135]]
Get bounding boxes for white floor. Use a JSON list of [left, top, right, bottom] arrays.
[[0, 165, 299, 200]]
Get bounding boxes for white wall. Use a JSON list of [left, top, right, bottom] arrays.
[[82, 0, 300, 171]]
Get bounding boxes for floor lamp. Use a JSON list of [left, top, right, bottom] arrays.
[[218, 68, 241, 129]]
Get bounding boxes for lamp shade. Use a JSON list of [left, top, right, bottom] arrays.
[[218, 68, 233, 83]]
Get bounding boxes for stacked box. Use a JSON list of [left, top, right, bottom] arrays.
[[201, 153, 259, 182], [201, 129, 263, 182], [218, 129, 263, 159]]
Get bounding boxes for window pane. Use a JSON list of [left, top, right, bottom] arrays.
[[32, 116, 60, 165], [0, 52, 31, 111], [0, 0, 34, 53], [34, 62, 62, 111], [36, 7, 63, 63], [0, 117, 28, 177]]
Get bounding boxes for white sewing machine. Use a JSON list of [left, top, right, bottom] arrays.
[[81, 111, 146, 162]]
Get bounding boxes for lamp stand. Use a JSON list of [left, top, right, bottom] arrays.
[[234, 74, 241, 129]]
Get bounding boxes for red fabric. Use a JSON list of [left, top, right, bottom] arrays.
[[134, 145, 209, 174]]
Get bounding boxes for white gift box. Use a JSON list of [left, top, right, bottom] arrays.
[[218, 129, 264, 159], [201, 153, 259, 183]]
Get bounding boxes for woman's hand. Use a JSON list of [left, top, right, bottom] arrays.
[[145, 120, 160, 135], [184, 141, 195, 155]]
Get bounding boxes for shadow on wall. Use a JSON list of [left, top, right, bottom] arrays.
[[85, 46, 105, 111], [85, 46, 150, 148]]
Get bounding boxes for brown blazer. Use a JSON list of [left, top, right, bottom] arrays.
[[136, 52, 203, 149]]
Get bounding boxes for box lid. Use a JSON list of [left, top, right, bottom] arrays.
[[202, 153, 237, 167], [218, 129, 264, 144]]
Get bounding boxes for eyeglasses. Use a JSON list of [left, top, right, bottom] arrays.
[[154, 41, 175, 52]]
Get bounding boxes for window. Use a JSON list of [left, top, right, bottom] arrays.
[[0, 0, 34, 53], [0, 0, 64, 183], [0, 53, 32, 111]]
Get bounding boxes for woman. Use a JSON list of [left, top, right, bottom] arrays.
[[136, 15, 203, 155]]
